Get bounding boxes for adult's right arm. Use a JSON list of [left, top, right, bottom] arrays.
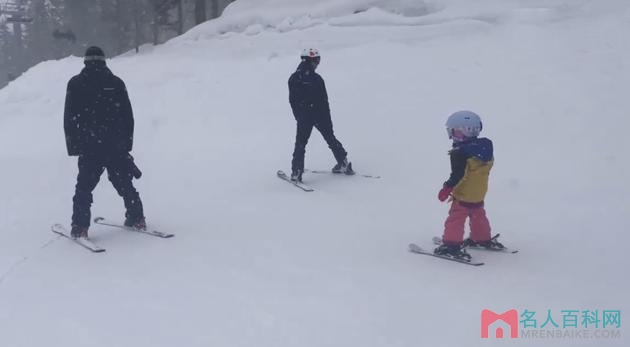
[[63, 79, 80, 156], [288, 76, 302, 120]]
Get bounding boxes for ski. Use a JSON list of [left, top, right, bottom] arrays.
[[432, 235, 518, 254], [408, 243, 484, 266], [51, 224, 106, 253], [277, 170, 314, 192], [93, 217, 174, 238], [306, 169, 381, 179]]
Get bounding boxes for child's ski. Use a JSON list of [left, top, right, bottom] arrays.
[[432, 235, 518, 254], [277, 170, 314, 192], [51, 224, 106, 253], [93, 217, 174, 238], [408, 243, 484, 266]]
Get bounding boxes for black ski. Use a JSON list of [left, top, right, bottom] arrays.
[[432, 235, 518, 254], [93, 217, 174, 238], [408, 243, 484, 266], [277, 170, 314, 192], [306, 169, 381, 179], [51, 224, 106, 253]]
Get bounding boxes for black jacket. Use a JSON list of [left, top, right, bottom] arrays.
[[64, 63, 134, 156], [288, 61, 331, 121]]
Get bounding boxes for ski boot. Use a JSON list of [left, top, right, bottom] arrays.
[[464, 234, 505, 250], [290, 168, 303, 182], [433, 243, 472, 261], [124, 216, 147, 231], [70, 225, 89, 239], [332, 158, 355, 175]]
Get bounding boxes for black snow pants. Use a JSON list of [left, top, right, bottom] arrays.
[[291, 115, 347, 172], [72, 153, 143, 227]]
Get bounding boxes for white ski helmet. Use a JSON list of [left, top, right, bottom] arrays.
[[301, 48, 320, 59], [445, 111, 483, 142]]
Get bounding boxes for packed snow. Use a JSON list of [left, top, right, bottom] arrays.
[[0, 0, 628, 346]]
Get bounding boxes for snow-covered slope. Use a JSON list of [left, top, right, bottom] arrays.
[[0, 1, 629, 346]]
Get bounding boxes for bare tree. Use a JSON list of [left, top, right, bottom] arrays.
[[133, 0, 141, 52], [150, 0, 183, 42], [210, 0, 219, 19], [176, 0, 183, 35], [195, 0, 207, 25]]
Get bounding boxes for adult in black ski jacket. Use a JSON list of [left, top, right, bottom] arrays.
[[64, 56, 133, 156], [63, 46, 145, 238], [288, 48, 353, 182], [289, 61, 331, 122]]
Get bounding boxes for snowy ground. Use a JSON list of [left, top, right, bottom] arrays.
[[0, 0, 629, 346]]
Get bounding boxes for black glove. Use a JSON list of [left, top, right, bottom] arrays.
[[125, 153, 142, 179]]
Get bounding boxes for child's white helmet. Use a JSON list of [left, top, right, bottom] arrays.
[[446, 111, 483, 142]]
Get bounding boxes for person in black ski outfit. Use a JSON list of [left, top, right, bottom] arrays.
[[64, 46, 145, 238], [288, 48, 354, 182]]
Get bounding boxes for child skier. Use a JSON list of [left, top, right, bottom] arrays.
[[434, 111, 504, 260]]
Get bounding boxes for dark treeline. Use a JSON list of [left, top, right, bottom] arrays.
[[0, 0, 235, 87]]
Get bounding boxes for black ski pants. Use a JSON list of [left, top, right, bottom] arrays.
[[72, 154, 143, 227], [291, 115, 347, 172]]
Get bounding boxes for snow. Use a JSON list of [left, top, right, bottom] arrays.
[[1, 0, 629, 346]]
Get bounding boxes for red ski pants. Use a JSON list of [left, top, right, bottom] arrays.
[[442, 200, 491, 245]]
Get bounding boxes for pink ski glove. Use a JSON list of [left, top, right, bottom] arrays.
[[438, 185, 453, 202]]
